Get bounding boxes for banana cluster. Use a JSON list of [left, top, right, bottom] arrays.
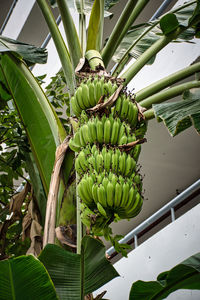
[[71, 76, 118, 116], [69, 76, 147, 235], [78, 171, 143, 220], [75, 145, 137, 176], [69, 114, 138, 152]]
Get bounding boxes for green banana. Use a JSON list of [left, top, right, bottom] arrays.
[[104, 119, 111, 144], [106, 181, 114, 207], [111, 120, 120, 145], [97, 202, 107, 217], [96, 120, 104, 143], [97, 184, 107, 208]]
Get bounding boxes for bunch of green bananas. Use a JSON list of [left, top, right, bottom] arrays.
[[75, 145, 138, 176], [69, 113, 141, 152], [71, 76, 118, 116], [69, 76, 147, 235]]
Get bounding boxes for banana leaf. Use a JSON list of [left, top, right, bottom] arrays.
[[0, 53, 66, 196], [129, 252, 200, 300], [113, 0, 197, 64], [0, 255, 59, 300], [153, 88, 200, 136], [87, 0, 104, 51], [39, 236, 119, 300], [0, 36, 47, 65]]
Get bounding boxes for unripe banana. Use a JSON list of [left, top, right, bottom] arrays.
[[79, 127, 86, 147], [76, 86, 85, 109], [125, 186, 138, 211], [75, 156, 83, 174], [102, 177, 109, 191], [118, 123, 125, 142], [132, 145, 141, 162], [97, 202, 107, 217], [130, 103, 138, 128], [104, 119, 111, 144], [73, 131, 81, 147], [88, 82, 96, 107], [104, 151, 112, 172], [119, 135, 127, 145], [114, 96, 122, 116], [87, 121, 95, 143], [121, 182, 130, 207], [69, 138, 80, 152], [111, 120, 120, 145], [96, 154, 103, 173], [107, 80, 113, 94], [81, 124, 90, 145], [114, 182, 123, 207], [126, 192, 143, 219], [106, 182, 114, 207], [125, 155, 134, 176], [96, 81, 102, 103], [91, 144, 98, 155], [78, 180, 92, 207], [81, 83, 90, 108], [96, 120, 104, 144], [92, 184, 98, 204], [97, 184, 107, 207], [120, 97, 129, 120], [71, 96, 81, 116], [103, 81, 109, 95], [112, 152, 118, 173]]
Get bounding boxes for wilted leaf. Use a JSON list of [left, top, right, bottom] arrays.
[[153, 88, 200, 136], [129, 252, 200, 300], [10, 182, 31, 215]]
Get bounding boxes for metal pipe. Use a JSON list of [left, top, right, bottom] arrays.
[[0, 0, 18, 35], [134, 235, 138, 248], [171, 207, 175, 222], [149, 0, 175, 21], [106, 179, 200, 256]]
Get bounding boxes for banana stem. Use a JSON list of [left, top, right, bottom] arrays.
[[136, 62, 200, 102], [79, 0, 86, 54], [36, 0, 75, 95], [102, 0, 150, 67], [76, 171, 82, 254], [121, 27, 183, 85], [56, 0, 82, 69], [144, 108, 155, 120], [140, 80, 200, 109]]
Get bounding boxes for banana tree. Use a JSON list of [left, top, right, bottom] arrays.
[[0, 0, 200, 262]]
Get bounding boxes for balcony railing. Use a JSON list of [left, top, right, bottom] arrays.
[[107, 179, 200, 257]]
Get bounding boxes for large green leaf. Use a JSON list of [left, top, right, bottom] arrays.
[[39, 236, 119, 300], [113, 0, 197, 64], [0, 36, 47, 65], [0, 53, 66, 195], [0, 255, 58, 300], [86, 0, 104, 51], [129, 252, 200, 300], [153, 88, 200, 136]]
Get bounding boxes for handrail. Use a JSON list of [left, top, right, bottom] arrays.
[[106, 179, 200, 256]]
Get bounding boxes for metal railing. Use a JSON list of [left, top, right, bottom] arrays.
[[106, 179, 200, 257]]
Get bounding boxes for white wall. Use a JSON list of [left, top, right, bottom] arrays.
[[95, 204, 200, 299]]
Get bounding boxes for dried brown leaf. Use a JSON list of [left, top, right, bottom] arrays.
[[9, 182, 31, 215]]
